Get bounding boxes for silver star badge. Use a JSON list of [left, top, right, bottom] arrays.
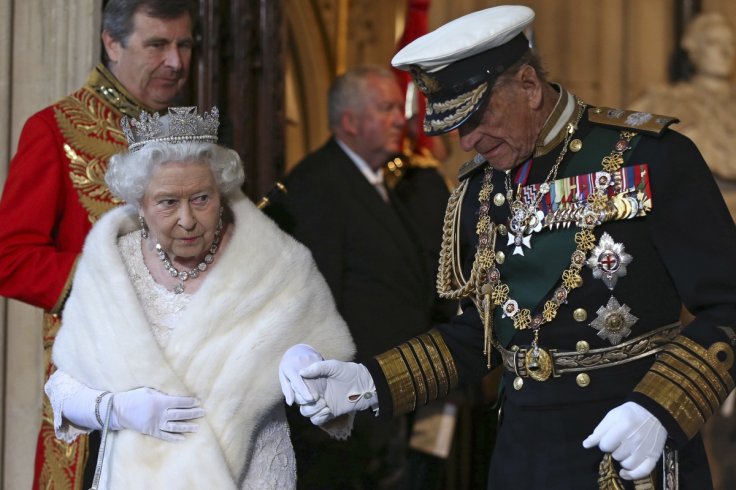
[[586, 232, 632, 290], [589, 296, 638, 345]]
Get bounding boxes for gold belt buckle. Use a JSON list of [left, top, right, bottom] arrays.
[[521, 347, 554, 382]]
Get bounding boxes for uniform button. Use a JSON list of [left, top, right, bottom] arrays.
[[496, 224, 508, 236], [511, 345, 519, 352], [495, 251, 506, 264], [573, 308, 588, 322], [513, 377, 524, 390], [576, 373, 591, 387], [493, 193, 506, 206], [569, 139, 583, 152], [576, 341, 590, 353]]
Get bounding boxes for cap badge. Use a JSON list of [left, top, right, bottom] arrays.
[[410, 66, 441, 95]]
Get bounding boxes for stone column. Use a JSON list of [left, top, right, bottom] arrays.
[[0, 1, 99, 488]]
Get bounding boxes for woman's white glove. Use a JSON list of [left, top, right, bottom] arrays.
[[107, 387, 205, 442], [59, 382, 110, 431], [298, 360, 378, 426], [279, 344, 325, 405], [61, 384, 204, 442], [583, 401, 667, 480]]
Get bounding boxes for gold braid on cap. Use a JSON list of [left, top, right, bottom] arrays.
[[121, 106, 220, 152]]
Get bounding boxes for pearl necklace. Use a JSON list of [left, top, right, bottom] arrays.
[[156, 215, 223, 294]]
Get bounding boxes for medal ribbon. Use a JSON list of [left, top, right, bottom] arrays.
[[520, 164, 653, 218]]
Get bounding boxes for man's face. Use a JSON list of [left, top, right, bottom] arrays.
[[104, 11, 193, 111], [458, 78, 538, 172], [350, 75, 406, 171]]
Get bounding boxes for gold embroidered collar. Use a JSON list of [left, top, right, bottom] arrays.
[[88, 64, 150, 118]]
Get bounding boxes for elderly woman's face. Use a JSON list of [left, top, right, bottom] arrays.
[[140, 160, 221, 263]]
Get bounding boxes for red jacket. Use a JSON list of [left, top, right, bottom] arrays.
[[0, 64, 147, 490], [0, 64, 144, 312]]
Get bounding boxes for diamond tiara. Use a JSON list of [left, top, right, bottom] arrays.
[[121, 106, 220, 152]]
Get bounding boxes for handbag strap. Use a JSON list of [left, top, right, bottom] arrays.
[[90, 394, 114, 490]]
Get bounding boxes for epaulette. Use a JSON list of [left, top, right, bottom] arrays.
[[588, 106, 679, 137], [458, 157, 486, 180]]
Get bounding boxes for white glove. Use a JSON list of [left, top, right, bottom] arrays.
[[61, 385, 204, 442], [279, 344, 325, 405], [583, 401, 667, 480], [107, 387, 205, 442], [60, 383, 110, 431], [298, 360, 378, 425]]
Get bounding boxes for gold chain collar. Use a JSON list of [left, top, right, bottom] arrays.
[[506, 99, 587, 255]]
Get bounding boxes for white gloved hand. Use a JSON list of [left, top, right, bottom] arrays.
[[583, 401, 667, 480], [59, 383, 110, 431], [60, 384, 204, 442], [279, 344, 325, 405], [299, 360, 378, 426], [106, 387, 205, 442]]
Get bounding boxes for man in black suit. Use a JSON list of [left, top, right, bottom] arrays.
[[268, 65, 448, 489]]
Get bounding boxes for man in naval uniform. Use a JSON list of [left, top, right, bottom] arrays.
[[0, 1, 196, 488], [279, 5, 736, 489]]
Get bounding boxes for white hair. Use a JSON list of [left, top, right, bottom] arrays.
[[105, 141, 246, 207]]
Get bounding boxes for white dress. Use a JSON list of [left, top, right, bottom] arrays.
[[46, 231, 297, 489]]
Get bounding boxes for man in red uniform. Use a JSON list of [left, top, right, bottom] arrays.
[[0, 1, 196, 488]]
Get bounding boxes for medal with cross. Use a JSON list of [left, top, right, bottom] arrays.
[[507, 199, 544, 255], [586, 232, 632, 289]]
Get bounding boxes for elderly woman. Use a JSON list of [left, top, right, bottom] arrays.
[[44, 106, 354, 489]]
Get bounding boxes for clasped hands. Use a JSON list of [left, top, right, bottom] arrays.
[[278, 344, 378, 425]]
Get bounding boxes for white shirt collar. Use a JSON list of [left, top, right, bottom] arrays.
[[335, 138, 385, 186]]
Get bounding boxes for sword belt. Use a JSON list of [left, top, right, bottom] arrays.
[[498, 322, 682, 381]]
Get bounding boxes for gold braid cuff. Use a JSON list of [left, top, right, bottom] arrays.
[[375, 329, 459, 417], [633, 335, 735, 439]]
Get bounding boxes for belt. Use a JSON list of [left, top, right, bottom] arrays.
[[498, 322, 682, 384]]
